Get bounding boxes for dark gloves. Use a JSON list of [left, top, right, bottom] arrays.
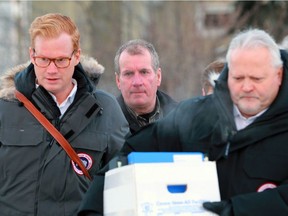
[[203, 200, 234, 216]]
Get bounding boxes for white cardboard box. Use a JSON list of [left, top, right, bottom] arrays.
[[104, 161, 220, 216]]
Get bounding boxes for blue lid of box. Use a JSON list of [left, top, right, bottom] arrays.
[[127, 152, 204, 164]]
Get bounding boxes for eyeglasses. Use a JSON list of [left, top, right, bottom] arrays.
[[33, 49, 75, 68]]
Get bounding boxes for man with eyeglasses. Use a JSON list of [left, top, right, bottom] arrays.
[[0, 13, 129, 216], [32, 48, 75, 69]]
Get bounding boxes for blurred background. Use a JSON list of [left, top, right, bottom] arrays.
[[1, 0, 288, 101]]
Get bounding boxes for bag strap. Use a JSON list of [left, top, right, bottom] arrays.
[[15, 90, 92, 180]]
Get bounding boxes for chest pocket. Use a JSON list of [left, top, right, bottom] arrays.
[[243, 151, 288, 182], [0, 123, 43, 147], [0, 122, 44, 180]]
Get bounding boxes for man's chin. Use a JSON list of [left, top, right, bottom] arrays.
[[129, 99, 147, 107], [238, 107, 260, 117], [130, 95, 147, 101]]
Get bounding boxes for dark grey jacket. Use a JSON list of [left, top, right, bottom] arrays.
[[0, 59, 129, 216], [117, 90, 177, 134]]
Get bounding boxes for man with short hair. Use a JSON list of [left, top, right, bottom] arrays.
[[0, 13, 129, 215], [122, 29, 288, 215], [114, 39, 177, 134], [78, 29, 288, 216]]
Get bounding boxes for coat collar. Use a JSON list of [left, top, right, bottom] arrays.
[[0, 55, 104, 101]]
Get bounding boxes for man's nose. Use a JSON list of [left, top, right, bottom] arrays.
[[242, 79, 253, 91], [46, 60, 58, 72], [132, 74, 143, 85]]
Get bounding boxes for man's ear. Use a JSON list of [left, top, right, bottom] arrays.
[[278, 67, 283, 85], [202, 88, 206, 96], [115, 72, 121, 90], [29, 47, 35, 63], [157, 68, 162, 87], [74, 49, 81, 64]]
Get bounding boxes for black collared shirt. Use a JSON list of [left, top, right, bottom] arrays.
[[125, 96, 162, 128]]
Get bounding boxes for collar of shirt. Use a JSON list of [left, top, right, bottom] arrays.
[[36, 79, 77, 118], [233, 104, 268, 130], [126, 96, 161, 127]]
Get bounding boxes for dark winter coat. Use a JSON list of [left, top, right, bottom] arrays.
[[78, 50, 288, 216], [122, 50, 288, 216], [117, 90, 178, 134], [0, 57, 129, 216]]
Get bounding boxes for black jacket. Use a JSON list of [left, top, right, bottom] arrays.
[[117, 90, 177, 134], [78, 50, 288, 216], [122, 50, 288, 216]]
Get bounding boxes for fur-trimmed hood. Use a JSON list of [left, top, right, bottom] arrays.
[[0, 55, 104, 100]]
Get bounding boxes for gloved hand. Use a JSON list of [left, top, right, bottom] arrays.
[[203, 200, 234, 216]]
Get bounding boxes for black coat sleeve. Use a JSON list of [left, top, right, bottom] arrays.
[[231, 184, 288, 216], [77, 104, 184, 216], [77, 153, 129, 216], [122, 107, 183, 153], [77, 175, 105, 216]]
